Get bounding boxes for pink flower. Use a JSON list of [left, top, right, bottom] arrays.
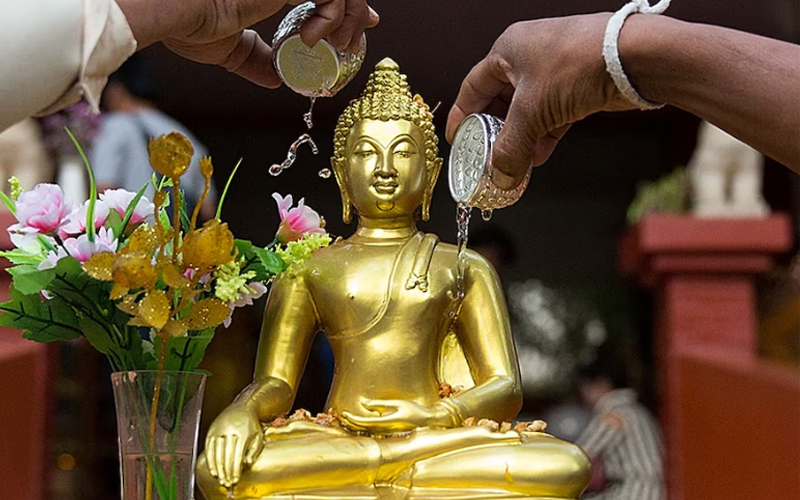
[[12, 184, 71, 234], [61, 227, 118, 263], [100, 189, 155, 226], [272, 193, 326, 244], [59, 200, 109, 239], [222, 282, 268, 328]]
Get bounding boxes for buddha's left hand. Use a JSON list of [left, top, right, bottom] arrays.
[[341, 399, 453, 434], [116, 0, 379, 88]]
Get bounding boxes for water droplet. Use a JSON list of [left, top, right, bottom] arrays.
[[304, 97, 317, 130], [318, 168, 331, 179], [481, 209, 493, 221], [269, 164, 283, 176]]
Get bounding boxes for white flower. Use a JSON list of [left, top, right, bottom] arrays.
[[100, 188, 155, 226]]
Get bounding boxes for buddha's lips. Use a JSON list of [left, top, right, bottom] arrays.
[[373, 182, 398, 194]]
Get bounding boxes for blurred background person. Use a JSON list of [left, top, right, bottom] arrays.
[[576, 347, 665, 500], [91, 53, 217, 219], [0, 119, 53, 198]]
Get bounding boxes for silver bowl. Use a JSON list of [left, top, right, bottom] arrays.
[[448, 113, 531, 210], [272, 1, 367, 97]]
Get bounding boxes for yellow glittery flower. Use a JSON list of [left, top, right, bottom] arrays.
[[181, 298, 231, 330], [112, 253, 157, 291], [148, 132, 193, 179], [136, 290, 170, 330], [199, 156, 213, 179], [182, 219, 235, 270]]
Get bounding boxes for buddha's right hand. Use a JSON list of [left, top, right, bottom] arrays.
[[204, 407, 265, 488]]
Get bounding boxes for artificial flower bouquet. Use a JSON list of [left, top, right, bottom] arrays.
[[0, 130, 330, 500]]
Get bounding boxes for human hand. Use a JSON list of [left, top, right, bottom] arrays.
[[116, 0, 379, 88], [340, 399, 453, 434], [204, 406, 264, 488], [446, 14, 638, 189]]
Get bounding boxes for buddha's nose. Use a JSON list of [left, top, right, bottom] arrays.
[[374, 155, 397, 178]]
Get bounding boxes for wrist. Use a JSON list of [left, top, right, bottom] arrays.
[[115, 0, 195, 48], [432, 400, 462, 427], [617, 13, 679, 105]]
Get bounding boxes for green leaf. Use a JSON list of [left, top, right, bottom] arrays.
[[105, 209, 124, 238], [234, 239, 268, 282], [234, 239, 252, 255], [7, 264, 56, 294], [0, 287, 81, 342], [0, 249, 44, 266], [253, 246, 286, 275], [216, 158, 243, 220], [64, 127, 97, 242], [78, 316, 117, 355], [119, 183, 149, 237], [0, 190, 16, 215], [179, 190, 191, 232], [149, 328, 215, 374]]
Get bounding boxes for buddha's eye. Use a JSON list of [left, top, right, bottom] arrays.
[[354, 148, 376, 158], [393, 148, 416, 159]]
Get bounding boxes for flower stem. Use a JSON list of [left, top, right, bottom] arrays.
[[171, 182, 181, 265], [146, 334, 169, 500], [64, 126, 97, 242], [215, 158, 243, 220]]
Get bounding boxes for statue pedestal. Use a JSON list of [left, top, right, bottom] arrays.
[[620, 214, 798, 500]]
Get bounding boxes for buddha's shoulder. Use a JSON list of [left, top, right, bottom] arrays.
[[431, 239, 493, 267], [428, 239, 499, 281]]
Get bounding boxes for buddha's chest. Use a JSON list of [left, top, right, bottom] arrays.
[[306, 242, 456, 337]]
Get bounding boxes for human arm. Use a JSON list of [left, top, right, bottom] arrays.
[[575, 413, 623, 493], [1, 0, 378, 133], [446, 13, 800, 189], [204, 271, 318, 487], [0, 0, 136, 132], [117, 0, 379, 88]]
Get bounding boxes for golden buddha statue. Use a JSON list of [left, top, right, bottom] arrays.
[[197, 58, 590, 500]]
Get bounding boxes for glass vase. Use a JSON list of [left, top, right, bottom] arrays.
[[111, 371, 207, 500]]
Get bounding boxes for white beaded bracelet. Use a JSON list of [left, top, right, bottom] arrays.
[[603, 0, 671, 109]]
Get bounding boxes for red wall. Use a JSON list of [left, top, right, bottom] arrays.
[[678, 348, 800, 500]]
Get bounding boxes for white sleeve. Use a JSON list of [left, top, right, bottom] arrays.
[[0, 0, 137, 132]]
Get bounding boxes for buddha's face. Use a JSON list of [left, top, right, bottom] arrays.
[[343, 119, 427, 219]]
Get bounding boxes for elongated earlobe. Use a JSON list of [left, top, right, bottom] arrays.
[[331, 158, 353, 224], [421, 157, 443, 221]]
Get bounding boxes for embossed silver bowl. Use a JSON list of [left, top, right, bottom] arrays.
[[272, 1, 367, 97], [448, 113, 531, 210]]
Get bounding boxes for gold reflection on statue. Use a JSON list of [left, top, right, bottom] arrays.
[[197, 58, 590, 500]]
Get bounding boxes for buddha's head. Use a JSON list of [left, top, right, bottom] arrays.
[[332, 58, 442, 223]]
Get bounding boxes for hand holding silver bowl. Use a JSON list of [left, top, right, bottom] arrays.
[[272, 1, 367, 97], [448, 113, 532, 210]]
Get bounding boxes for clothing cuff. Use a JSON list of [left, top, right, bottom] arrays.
[[38, 0, 137, 117]]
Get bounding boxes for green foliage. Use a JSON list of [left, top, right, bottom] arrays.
[[151, 329, 214, 374], [7, 264, 56, 294], [236, 239, 286, 280], [104, 209, 124, 237], [0, 287, 81, 342], [0, 249, 43, 266], [0, 257, 149, 371], [627, 167, 690, 225]]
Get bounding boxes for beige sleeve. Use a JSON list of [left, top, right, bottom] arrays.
[[0, 0, 137, 132]]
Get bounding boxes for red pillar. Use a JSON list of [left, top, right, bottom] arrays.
[[620, 213, 794, 500], [0, 211, 57, 500]]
